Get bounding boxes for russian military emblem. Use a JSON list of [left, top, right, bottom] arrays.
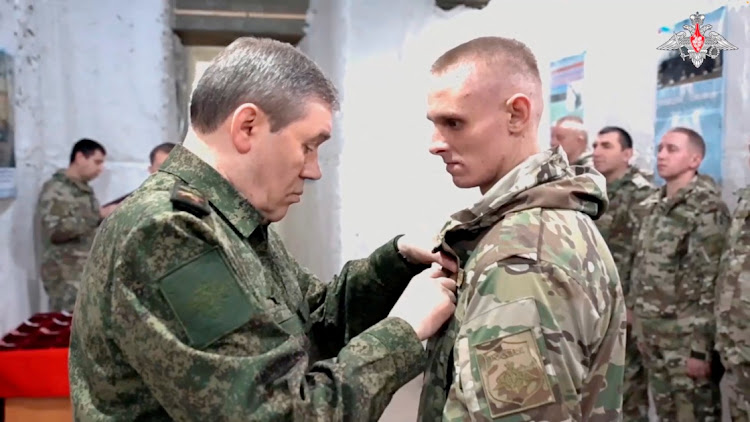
[[657, 11, 737, 68]]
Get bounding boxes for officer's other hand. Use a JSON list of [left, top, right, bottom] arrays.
[[100, 204, 118, 219], [397, 234, 458, 274], [388, 265, 457, 341], [686, 357, 710, 379]]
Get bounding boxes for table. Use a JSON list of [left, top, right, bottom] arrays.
[[0, 313, 73, 421]]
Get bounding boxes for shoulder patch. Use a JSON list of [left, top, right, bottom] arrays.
[[473, 329, 556, 418], [159, 247, 253, 349], [170, 181, 211, 218], [631, 173, 653, 189]]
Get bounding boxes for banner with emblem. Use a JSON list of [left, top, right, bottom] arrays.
[[0, 49, 15, 198], [654, 6, 731, 187], [549, 52, 585, 124]]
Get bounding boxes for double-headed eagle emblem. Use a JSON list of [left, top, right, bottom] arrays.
[[657, 11, 737, 68]]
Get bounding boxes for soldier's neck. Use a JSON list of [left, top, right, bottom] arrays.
[[604, 166, 629, 183], [665, 171, 696, 198], [65, 167, 84, 183]]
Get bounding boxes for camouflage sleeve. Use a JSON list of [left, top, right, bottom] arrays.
[[684, 206, 730, 358], [617, 186, 656, 296], [111, 214, 427, 421], [37, 186, 99, 243], [445, 261, 624, 421], [622, 206, 645, 310], [288, 234, 428, 358], [715, 205, 750, 363]]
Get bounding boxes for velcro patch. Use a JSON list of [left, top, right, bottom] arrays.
[[170, 181, 211, 218], [159, 247, 252, 349], [474, 329, 555, 418]]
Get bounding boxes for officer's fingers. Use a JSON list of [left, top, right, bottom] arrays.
[[437, 277, 457, 293], [435, 252, 458, 274], [441, 285, 457, 304]]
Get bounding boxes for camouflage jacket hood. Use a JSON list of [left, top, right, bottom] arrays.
[[437, 146, 609, 244]]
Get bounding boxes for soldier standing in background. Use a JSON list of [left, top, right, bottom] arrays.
[[629, 127, 729, 421], [592, 126, 654, 421], [35, 138, 114, 311], [715, 141, 750, 422], [103, 142, 176, 207], [551, 115, 594, 168]]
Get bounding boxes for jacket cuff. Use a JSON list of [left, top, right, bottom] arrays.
[[369, 235, 429, 283], [362, 317, 428, 383]]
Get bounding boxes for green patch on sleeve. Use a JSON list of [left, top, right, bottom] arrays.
[[159, 247, 253, 349]]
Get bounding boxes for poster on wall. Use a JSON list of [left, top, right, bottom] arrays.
[[550, 52, 585, 124], [654, 6, 727, 187], [0, 49, 15, 198]]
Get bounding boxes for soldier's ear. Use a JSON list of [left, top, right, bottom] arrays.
[[230, 104, 266, 154], [623, 148, 634, 162], [505, 93, 531, 134]]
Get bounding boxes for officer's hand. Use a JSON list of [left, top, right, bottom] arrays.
[[388, 265, 457, 341], [687, 357, 711, 379], [100, 204, 118, 219], [397, 234, 458, 274]]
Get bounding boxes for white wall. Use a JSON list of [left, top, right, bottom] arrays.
[[0, 0, 175, 334]]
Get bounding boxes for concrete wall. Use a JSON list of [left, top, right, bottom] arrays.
[[0, 0, 176, 334]]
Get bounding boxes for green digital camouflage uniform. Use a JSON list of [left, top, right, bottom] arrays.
[[594, 166, 654, 421], [36, 169, 102, 311], [68, 145, 429, 421], [630, 173, 729, 422], [417, 147, 626, 421], [715, 186, 750, 422]]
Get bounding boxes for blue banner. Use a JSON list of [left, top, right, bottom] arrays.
[[654, 6, 727, 186], [550, 52, 585, 124]]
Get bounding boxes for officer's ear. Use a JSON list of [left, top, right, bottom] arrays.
[[230, 103, 269, 154]]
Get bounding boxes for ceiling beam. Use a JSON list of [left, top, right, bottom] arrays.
[[172, 0, 309, 46]]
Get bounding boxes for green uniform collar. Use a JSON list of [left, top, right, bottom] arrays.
[[606, 166, 637, 192], [53, 169, 94, 194], [159, 144, 264, 238]]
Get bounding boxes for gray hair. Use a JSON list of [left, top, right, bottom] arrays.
[[189, 37, 339, 134]]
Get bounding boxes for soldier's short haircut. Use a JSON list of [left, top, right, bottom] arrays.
[[555, 115, 588, 143], [598, 126, 633, 150], [70, 138, 106, 164], [668, 127, 706, 157], [431, 36, 541, 84], [149, 142, 176, 165], [189, 37, 339, 135]]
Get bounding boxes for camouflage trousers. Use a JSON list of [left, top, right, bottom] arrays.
[[639, 340, 719, 422], [42, 279, 80, 311], [723, 368, 750, 422], [623, 325, 648, 421]]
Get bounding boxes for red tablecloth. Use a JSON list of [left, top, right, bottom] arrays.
[[0, 312, 72, 398]]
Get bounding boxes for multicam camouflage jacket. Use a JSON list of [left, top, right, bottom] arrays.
[[629, 173, 729, 359], [69, 145, 429, 421], [417, 147, 626, 421], [35, 169, 101, 283], [595, 166, 655, 297], [716, 187, 750, 385]]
